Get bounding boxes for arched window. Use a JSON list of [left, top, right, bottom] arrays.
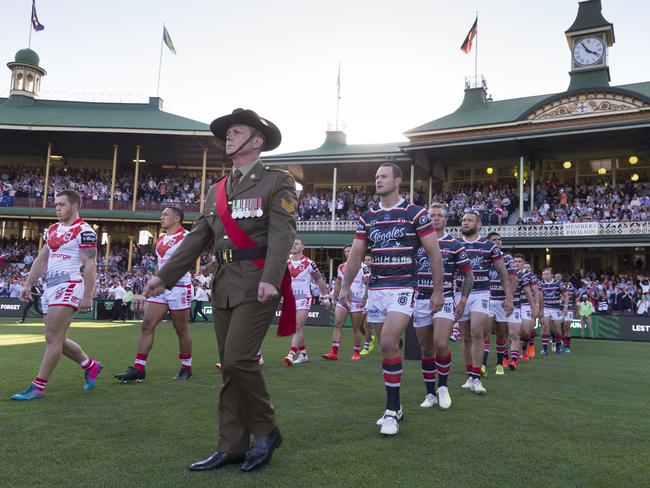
[[25, 73, 34, 92]]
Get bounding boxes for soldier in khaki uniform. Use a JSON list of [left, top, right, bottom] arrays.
[[144, 108, 297, 473]]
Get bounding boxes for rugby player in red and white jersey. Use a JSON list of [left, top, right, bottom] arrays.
[[114, 207, 194, 382], [12, 189, 102, 401], [359, 254, 377, 355], [284, 238, 331, 366], [323, 244, 370, 361]]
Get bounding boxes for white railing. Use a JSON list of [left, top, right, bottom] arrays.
[[296, 220, 650, 237]]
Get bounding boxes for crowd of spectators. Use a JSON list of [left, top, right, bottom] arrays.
[[0, 164, 218, 207], [518, 176, 650, 224]]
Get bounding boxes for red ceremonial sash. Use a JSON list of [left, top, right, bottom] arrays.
[[215, 177, 296, 337]]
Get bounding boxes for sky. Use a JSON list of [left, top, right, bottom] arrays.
[[1, 0, 650, 155]]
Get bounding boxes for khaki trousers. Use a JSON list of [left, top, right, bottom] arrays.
[[213, 297, 279, 453]]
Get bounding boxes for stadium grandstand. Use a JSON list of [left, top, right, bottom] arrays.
[[0, 0, 649, 327]]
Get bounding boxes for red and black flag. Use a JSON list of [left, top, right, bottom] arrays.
[[31, 0, 45, 31], [460, 16, 477, 54]]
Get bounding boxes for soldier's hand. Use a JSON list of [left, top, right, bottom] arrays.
[[258, 282, 279, 303], [18, 286, 33, 303], [144, 276, 166, 298], [430, 290, 444, 313], [339, 286, 352, 310]]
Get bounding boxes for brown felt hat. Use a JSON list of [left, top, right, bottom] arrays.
[[210, 108, 281, 151]]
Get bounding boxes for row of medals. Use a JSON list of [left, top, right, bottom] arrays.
[[231, 198, 264, 219]]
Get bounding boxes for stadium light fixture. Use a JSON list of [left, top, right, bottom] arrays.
[[133, 159, 146, 163], [563, 161, 572, 169], [631, 173, 640, 182], [486, 167, 494, 175], [598, 167, 607, 175], [629, 155, 639, 165], [50, 155, 63, 161]]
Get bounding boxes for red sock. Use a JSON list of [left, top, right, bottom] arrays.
[[134, 353, 148, 372], [32, 377, 48, 391], [80, 356, 96, 371], [331, 341, 340, 354], [179, 353, 192, 370], [299, 345, 306, 355]]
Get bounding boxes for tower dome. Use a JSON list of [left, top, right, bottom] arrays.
[[7, 48, 47, 98]]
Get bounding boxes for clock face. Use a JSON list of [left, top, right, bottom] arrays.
[[573, 37, 605, 66]]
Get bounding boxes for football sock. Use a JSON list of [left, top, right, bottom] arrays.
[[421, 357, 437, 395], [496, 340, 507, 365], [331, 341, 340, 355], [383, 355, 402, 411], [134, 353, 148, 372], [80, 356, 95, 371], [179, 353, 192, 370], [32, 377, 47, 392], [436, 353, 452, 388]]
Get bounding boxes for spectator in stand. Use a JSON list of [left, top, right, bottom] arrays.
[[578, 295, 595, 338], [109, 280, 126, 321], [636, 293, 649, 316]]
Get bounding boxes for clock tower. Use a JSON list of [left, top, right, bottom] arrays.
[[565, 0, 614, 91]]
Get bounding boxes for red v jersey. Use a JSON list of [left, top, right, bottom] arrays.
[[45, 218, 97, 283], [156, 227, 190, 285], [47, 220, 83, 252], [288, 256, 320, 299]]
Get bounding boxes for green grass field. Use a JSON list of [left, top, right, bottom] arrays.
[[1, 317, 649, 488]]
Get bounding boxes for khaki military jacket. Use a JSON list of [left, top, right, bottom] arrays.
[[157, 160, 297, 308]]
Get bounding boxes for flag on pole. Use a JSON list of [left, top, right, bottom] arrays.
[[163, 26, 176, 54], [336, 63, 341, 100], [460, 16, 477, 54], [31, 0, 45, 31]]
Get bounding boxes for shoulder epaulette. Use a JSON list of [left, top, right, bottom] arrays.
[[263, 165, 290, 174]]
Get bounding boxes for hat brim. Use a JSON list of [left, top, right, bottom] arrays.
[[210, 110, 281, 152]]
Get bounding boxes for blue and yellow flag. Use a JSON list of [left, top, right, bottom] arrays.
[[163, 26, 176, 54]]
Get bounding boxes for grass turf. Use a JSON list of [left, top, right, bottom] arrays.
[[1, 317, 649, 487]]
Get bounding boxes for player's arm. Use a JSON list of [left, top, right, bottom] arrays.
[[494, 259, 514, 315], [523, 284, 535, 312], [311, 266, 331, 308], [455, 267, 474, 322], [20, 246, 49, 302], [79, 247, 97, 312], [420, 232, 444, 313], [536, 287, 544, 317], [331, 277, 342, 303], [341, 239, 365, 307], [561, 289, 569, 315]]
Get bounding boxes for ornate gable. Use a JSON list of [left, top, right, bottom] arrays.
[[525, 91, 649, 122]]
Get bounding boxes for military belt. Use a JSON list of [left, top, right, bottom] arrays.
[[215, 246, 267, 264]]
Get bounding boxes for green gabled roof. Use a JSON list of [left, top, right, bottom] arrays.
[[265, 130, 406, 162], [0, 95, 211, 134], [405, 81, 650, 136]]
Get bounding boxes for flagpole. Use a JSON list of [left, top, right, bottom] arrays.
[[156, 23, 165, 97], [28, 3, 33, 48], [335, 61, 341, 131], [474, 12, 478, 87]]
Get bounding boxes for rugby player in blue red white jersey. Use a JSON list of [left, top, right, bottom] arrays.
[[486, 232, 519, 375], [114, 207, 195, 383], [456, 212, 513, 395], [12, 189, 103, 401], [559, 273, 577, 353], [413, 203, 473, 410], [540, 268, 567, 356], [513, 254, 540, 361], [324, 244, 370, 361], [340, 163, 444, 436]]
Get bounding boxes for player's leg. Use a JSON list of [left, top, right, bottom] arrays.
[[114, 301, 168, 382], [349, 309, 363, 360], [507, 317, 522, 370], [323, 305, 347, 360], [551, 318, 563, 354], [562, 314, 572, 352], [170, 308, 193, 380], [285, 307, 310, 366], [12, 305, 74, 400], [459, 319, 473, 388], [494, 321, 509, 373], [433, 312, 454, 410], [360, 314, 376, 355], [541, 314, 551, 356], [469, 311, 489, 394], [413, 299, 436, 407]]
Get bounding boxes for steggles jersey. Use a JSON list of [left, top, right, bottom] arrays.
[[337, 263, 370, 302], [45, 218, 97, 286], [519, 270, 538, 307], [156, 227, 191, 286], [456, 238, 502, 293], [416, 233, 470, 299], [541, 279, 566, 309], [489, 253, 518, 301], [289, 256, 320, 300], [565, 282, 577, 311], [356, 199, 433, 290]]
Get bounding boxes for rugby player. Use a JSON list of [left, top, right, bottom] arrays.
[[12, 189, 102, 400], [340, 163, 444, 436], [457, 212, 513, 394], [514, 254, 539, 362], [485, 232, 518, 375], [559, 273, 577, 353], [540, 268, 567, 356], [359, 255, 377, 355], [284, 238, 331, 366], [324, 245, 370, 361], [115, 207, 194, 382], [413, 203, 473, 409]]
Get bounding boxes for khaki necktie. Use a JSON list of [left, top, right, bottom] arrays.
[[230, 169, 242, 193]]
